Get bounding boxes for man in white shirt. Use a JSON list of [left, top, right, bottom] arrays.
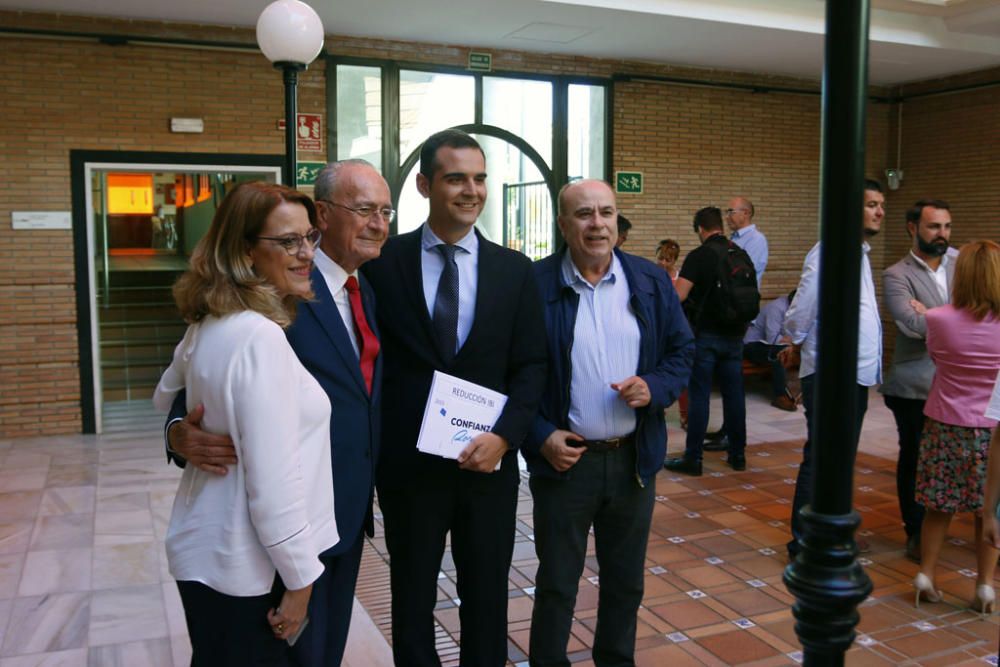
[[726, 196, 768, 288], [780, 179, 885, 560], [524, 180, 692, 666], [880, 199, 954, 562]]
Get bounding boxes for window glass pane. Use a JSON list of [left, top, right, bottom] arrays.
[[483, 77, 552, 165], [336, 65, 382, 170], [568, 84, 606, 180], [396, 134, 554, 260], [399, 70, 475, 165]]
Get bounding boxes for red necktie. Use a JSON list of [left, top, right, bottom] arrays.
[[344, 276, 379, 394]]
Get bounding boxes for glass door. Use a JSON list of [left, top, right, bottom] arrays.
[[86, 164, 279, 430]]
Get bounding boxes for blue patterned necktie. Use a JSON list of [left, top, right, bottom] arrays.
[[433, 244, 459, 364]]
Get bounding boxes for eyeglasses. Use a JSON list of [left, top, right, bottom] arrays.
[[256, 227, 322, 255], [319, 199, 396, 223], [724, 208, 748, 216]]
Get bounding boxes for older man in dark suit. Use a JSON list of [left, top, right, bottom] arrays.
[[880, 198, 954, 561], [362, 129, 547, 667], [166, 159, 391, 666]]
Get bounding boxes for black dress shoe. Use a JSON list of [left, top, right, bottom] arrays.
[[703, 436, 729, 452], [664, 456, 702, 476], [727, 455, 746, 471], [705, 428, 726, 441]]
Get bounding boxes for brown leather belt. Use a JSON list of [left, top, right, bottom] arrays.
[[579, 433, 635, 453]]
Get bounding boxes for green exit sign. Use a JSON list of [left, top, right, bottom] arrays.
[[615, 171, 643, 194], [468, 52, 492, 72], [296, 161, 326, 186]]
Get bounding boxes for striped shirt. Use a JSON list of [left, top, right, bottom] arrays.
[[561, 252, 641, 440]]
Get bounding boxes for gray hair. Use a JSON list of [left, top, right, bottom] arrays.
[[313, 158, 376, 202]]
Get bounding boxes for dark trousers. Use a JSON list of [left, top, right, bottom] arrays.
[[177, 578, 288, 667], [529, 443, 655, 667], [685, 333, 746, 462], [379, 459, 519, 667], [883, 395, 927, 538], [290, 533, 364, 667], [743, 341, 789, 399], [787, 375, 869, 556]]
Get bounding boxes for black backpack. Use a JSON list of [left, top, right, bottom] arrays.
[[698, 240, 760, 332]]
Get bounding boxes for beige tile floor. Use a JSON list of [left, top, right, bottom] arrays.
[[0, 383, 991, 666], [355, 382, 1000, 666], [0, 402, 391, 667]]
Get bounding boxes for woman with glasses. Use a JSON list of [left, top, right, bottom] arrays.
[[154, 182, 337, 665], [913, 240, 1000, 617]]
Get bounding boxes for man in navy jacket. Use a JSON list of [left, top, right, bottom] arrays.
[[522, 179, 693, 666]]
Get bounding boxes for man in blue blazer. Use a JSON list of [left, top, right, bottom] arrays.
[[166, 159, 391, 666], [362, 129, 547, 667]]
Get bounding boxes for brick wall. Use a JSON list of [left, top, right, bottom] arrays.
[[883, 78, 1000, 259], [0, 17, 326, 436], [611, 80, 891, 300], [0, 11, 996, 436]]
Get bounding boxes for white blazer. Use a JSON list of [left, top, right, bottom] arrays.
[[154, 310, 338, 596]]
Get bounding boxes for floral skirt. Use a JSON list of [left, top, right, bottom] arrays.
[[915, 417, 992, 514]]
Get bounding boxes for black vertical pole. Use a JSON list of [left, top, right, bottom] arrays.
[[278, 62, 305, 188], [782, 2, 874, 666]]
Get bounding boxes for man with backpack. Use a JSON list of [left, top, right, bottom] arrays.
[[664, 206, 760, 476]]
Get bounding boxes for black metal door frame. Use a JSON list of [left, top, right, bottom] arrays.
[[69, 150, 283, 433]]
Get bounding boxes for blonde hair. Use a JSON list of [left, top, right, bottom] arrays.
[[173, 181, 317, 328], [952, 240, 1000, 321]]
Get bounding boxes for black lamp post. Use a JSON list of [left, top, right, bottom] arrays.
[[783, 1, 874, 665], [256, 0, 324, 188]]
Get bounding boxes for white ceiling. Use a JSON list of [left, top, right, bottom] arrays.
[[3, 0, 1000, 85]]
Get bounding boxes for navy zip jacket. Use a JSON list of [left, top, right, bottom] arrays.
[[522, 248, 695, 485]]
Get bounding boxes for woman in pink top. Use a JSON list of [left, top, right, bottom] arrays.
[[914, 240, 1000, 616]]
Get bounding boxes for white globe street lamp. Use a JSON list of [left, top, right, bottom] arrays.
[[256, 0, 324, 187]]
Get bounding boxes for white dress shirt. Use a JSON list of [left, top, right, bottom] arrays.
[[784, 241, 882, 386], [909, 250, 951, 304], [562, 252, 640, 439], [987, 370, 1000, 421], [731, 223, 769, 288], [154, 311, 338, 595], [420, 223, 479, 352], [314, 248, 360, 357]]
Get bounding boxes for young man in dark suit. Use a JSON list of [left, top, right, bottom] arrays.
[[166, 159, 391, 666], [362, 129, 547, 667]]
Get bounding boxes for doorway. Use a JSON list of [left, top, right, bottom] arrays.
[[71, 151, 283, 433]]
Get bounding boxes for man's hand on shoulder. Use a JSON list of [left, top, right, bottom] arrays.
[[539, 430, 585, 472], [168, 404, 237, 476], [458, 432, 509, 473]]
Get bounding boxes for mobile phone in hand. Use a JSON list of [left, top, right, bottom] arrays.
[[287, 616, 309, 647]]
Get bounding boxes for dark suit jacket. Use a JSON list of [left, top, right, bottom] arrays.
[[361, 227, 547, 486], [168, 266, 381, 558], [284, 266, 381, 556]]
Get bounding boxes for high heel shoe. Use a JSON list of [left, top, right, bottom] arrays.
[[972, 584, 996, 619], [913, 573, 942, 607]]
